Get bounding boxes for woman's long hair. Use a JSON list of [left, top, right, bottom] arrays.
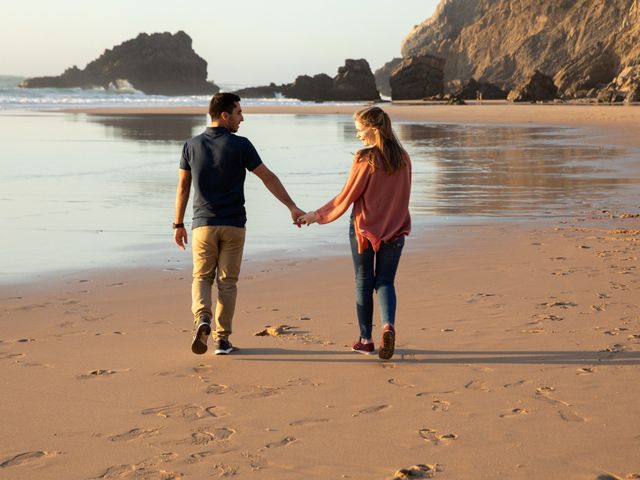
[[354, 106, 407, 174]]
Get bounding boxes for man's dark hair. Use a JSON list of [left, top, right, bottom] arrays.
[[209, 93, 241, 119]]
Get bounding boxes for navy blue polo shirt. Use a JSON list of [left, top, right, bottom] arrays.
[[180, 127, 262, 228]]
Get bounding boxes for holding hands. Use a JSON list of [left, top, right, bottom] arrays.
[[297, 211, 317, 226]]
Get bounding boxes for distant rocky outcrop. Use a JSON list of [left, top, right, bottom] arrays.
[[20, 31, 219, 96], [399, 0, 640, 97], [389, 55, 444, 100], [233, 59, 380, 102], [374, 58, 402, 97], [453, 78, 507, 100], [507, 71, 558, 102]]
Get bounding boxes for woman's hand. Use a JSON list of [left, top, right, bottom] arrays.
[[297, 211, 317, 226]]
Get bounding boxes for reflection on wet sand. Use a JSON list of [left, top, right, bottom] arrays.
[[343, 123, 638, 217], [87, 114, 205, 142]]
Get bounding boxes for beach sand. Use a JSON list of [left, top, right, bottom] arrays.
[[2, 104, 640, 479]]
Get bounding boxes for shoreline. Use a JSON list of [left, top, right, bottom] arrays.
[[55, 102, 640, 147]]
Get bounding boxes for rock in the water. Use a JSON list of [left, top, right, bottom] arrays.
[[390, 55, 445, 100], [237, 59, 380, 102], [284, 73, 334, 101], [375, 57, 403, 97], [507, 70, 558, 102], [454, 78, 507, 100], [233, 83, 282, 99], [20, 31, 219, 96], [332, 59, 380, 101]]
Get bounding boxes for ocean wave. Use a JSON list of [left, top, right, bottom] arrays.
[[0, 86, 366, 110]]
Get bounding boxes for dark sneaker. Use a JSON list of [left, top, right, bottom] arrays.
[[191, 319, 211, 355], [214, 338, 238, 355], [352, 339, 375, 355], [379, 324, 395, 360]]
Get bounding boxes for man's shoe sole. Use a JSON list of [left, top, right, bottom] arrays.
[[191, 323, 211, 355], [379, 330, 395, 360]]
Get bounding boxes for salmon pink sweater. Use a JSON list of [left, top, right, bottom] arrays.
[[314, 150, 411, 253]]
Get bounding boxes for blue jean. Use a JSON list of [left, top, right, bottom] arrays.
[[349, 220, 405, 340]]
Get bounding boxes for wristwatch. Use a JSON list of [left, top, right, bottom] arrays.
[[172, 222, 185, 229]]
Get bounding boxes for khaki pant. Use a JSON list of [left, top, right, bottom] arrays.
[[191, 225, 246, 340]]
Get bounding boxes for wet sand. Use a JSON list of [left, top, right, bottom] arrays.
[[2, 104, 639, 479]]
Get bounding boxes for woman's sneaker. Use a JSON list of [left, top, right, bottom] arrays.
[[379, 324, 395, 360], [352, 339, 375, 355]]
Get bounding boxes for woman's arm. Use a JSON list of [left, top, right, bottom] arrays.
[[300, 158, 370, 225]]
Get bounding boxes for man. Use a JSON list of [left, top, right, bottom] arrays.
[[174, 92, 304, 355]]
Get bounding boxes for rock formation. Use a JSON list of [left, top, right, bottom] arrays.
[[507, 70, 558, 102], [399, 0, 640, 97], [374, 58, 402, 97], [454, 78, 507, 100], [233, 59, 380, 102], [20, 31, 219, 96], [389, 55, 444, 100]]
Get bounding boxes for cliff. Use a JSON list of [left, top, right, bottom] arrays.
[[400, 0, 640, 96], [21, 31, 219, 96]]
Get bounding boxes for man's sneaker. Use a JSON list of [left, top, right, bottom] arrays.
[[352, 339, 375, 355], [191, 319, 211, 355], [214, 338, 238, 355], [378, 324, 395, 360]]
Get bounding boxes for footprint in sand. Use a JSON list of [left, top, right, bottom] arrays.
[[538, 301, 577, 309], [206, 384, 229, 395], [391, 464, 443, 479], [289, 418, 330, 427], [502, 380, 530, 389], [419, 428, 458, 446], [265, 436, 297, 449], [0, 450, 60, 468], [241, 451, 268, 471], [379, 362, 396, 369], [465, 380, 490, 392], [0, 352, 26, 360], [535, 386, 572, 407], [431, 399, 450, 412], [500, 408, 529, 418], [353, 405, 390, 417], [213, 462, 240, 477], [186, 451, 217, 464], [78, 369, 124, 379], [142, 404, 225, 420], [107, 427, 163, 442], [388, 378, 415, 388], [238, 386, 281, 400], [559, 409, 586, 422], [191, 427, 235, 445], [95, 462, 181, 479], [577, 367, 596, 375]]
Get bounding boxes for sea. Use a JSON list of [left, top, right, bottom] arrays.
[[1, 75, 639, 284]]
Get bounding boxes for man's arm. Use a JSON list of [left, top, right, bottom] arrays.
[[174, 168, 192, 249], [252, 163, 304, 226]]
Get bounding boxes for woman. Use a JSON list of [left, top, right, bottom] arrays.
[[298, 106, 411, 360]]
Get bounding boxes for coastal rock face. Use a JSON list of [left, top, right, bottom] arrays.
[[374, 58, 402, 97], [234, 59, 380, 102], [389, 55, 445, 100], [507, 70, 558, 102], [401, 0, 640, 96], [21, 31, 219, 96]]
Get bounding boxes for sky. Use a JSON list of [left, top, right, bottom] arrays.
[[0, 0, 440, 86]]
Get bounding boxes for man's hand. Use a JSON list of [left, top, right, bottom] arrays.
[[174, 227, 188, 250], [290, 206, 306, 228], [297, 211, 317, 226]]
